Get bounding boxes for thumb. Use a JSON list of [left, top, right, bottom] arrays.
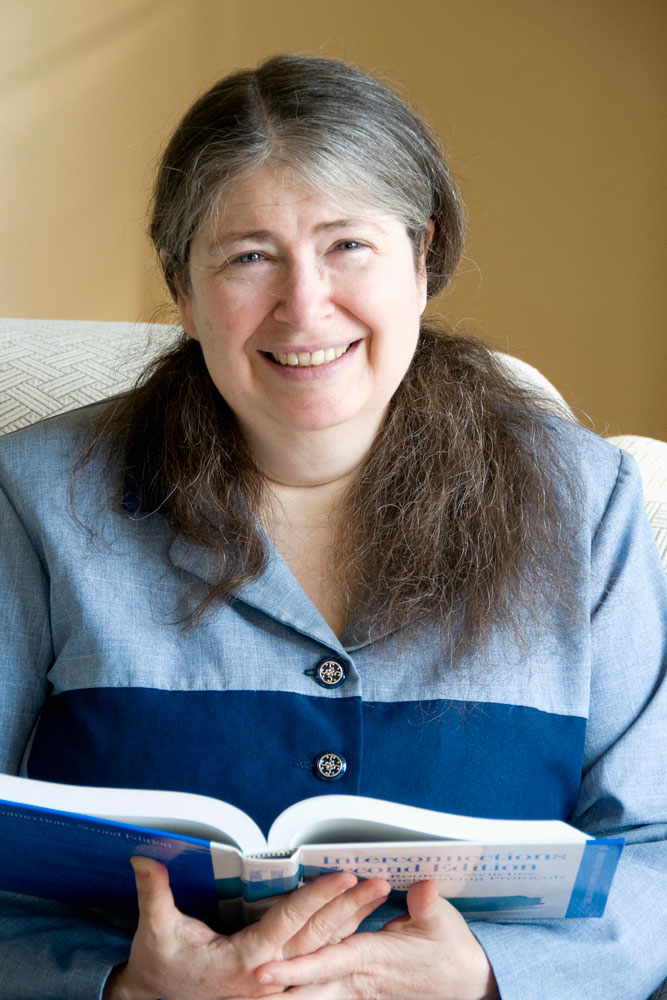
[[131, 856, 178, 931], [405, 880, 447, 931]]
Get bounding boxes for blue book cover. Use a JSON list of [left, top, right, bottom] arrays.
[[0, 799, 226, 925], [0, 776, 624, 925]]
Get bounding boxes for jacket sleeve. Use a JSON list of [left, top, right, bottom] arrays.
[[0, 480, 133, 999], [0, 892, 133, 1000], [471, 449, 667, 1000]]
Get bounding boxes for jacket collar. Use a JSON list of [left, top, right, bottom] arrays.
[[168, 532, 355, 651], [123, 471, 382, 650], [167, 532, 384, 652]]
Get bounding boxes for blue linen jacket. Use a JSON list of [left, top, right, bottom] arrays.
[[0, 403, 666, 1000]]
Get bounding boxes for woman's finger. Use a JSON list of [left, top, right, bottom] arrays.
[[387, 880, 442, 931], [130, 856, 179, 933], [383, 881, 468, 939], [257, 871, 358, 947], [282, 877, 390, 958], [240, 986, 346, 1000], [256, 934, 363, 988]]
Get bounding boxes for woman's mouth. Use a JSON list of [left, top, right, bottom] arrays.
[[268, 344, 351, 367]]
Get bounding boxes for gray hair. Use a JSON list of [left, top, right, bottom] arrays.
[[151, 53, 465, 299]]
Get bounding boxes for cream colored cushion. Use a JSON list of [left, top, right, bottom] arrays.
[[0, 318, 175, 434], [497, 352, 572, 413], [607, 435, 667, 570]]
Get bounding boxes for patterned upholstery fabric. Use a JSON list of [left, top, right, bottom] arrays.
[[607, 434, 667, 569], [1, 318, 665, 577], [0, 318, 176, 434]]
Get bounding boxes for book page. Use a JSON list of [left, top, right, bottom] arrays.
[[0, 774, 267, 854], [268, 795, 586, 851]]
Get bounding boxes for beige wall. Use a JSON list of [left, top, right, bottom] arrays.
[[2, 0, 665, 437]]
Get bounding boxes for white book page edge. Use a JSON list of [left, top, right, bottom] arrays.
[[0, 773, 266, 853], [268, 795, 586, 850]]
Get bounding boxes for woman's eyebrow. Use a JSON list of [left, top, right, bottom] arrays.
[[206, 218, 388, 254], [317, 217, 388, 234], [206, 229, 273, 253]]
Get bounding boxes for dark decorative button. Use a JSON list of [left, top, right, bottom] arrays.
[[314, 751, 347, 781], [314, 657, 347, 689]]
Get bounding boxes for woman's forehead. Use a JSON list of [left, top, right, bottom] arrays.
[[197, 164, 403, 243]]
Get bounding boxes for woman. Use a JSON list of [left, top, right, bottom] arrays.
[[0, 54, 665, 1000]]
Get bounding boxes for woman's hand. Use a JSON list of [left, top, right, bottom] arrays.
[[103, 857, 390, 1000], [254, 881, 500, 1000]]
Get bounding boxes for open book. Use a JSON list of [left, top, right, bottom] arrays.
[[0, 773, 622, 928]]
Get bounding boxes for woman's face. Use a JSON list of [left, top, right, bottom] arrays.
[[175, 166, 429, 457]]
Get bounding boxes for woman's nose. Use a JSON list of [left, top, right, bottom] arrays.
[[272, 260, 334, 328]]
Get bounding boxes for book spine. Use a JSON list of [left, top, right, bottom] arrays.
[[565, 839, 624, 918], [239, 857, 300, 902]]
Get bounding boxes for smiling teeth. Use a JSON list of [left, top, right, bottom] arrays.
[[272, 345, 350, 367]]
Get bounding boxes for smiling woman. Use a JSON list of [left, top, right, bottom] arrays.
[[0, 53, 666, 1000], [176, 167, 427, 468]]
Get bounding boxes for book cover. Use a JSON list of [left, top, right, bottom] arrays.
[[0, 775, 623, 926]]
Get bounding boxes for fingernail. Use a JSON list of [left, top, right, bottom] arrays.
[[372, 882, 391, 899], [257, 972, 274, 985], [130, 857, 150, 879]]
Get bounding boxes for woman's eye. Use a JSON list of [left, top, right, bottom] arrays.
[[233, 251, 265, 264], [335, 240, 362, 251]]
